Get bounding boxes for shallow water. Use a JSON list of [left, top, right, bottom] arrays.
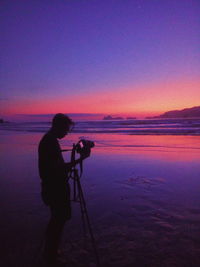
[[1, 131, 200, 266]]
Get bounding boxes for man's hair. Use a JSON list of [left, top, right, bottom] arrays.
[[52, 113, 74, 128]]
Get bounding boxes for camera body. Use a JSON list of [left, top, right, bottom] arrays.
[[75, 139, 95, 155]]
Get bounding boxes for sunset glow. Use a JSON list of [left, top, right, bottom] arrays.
[[2, 79, 199, 118]]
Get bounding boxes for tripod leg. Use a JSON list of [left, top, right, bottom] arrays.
[[79, 193, 87, 239], [76, 178, 100, 267], [73, 174, 77, 201]]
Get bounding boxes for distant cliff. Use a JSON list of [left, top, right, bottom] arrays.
[[148, 106, 200, 119]]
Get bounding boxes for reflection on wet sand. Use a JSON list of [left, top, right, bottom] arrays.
[[0, 131, 200, 266]]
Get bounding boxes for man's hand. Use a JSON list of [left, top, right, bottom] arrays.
[[80, 147, 91, 160]]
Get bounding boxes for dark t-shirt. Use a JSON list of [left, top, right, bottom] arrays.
[[38, 131, 68, 205]]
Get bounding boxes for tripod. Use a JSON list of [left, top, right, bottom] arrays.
[[68, 146, 100, 267]]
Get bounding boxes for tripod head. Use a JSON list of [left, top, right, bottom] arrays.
[[62, 139, 94, 171], [71, 139, 94, 176]]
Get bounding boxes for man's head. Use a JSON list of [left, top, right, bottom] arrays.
[[51, 113, 74, 139]]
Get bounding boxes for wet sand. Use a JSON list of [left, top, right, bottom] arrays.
[[1, 131, 200, 266]]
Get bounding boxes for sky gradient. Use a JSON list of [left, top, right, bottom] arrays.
[[1, 0, 200, 118]]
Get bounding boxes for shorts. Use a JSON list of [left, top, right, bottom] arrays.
[[42, 182, 71, 221]]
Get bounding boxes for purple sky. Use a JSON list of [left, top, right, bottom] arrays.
[[1, 0, 200, 117]]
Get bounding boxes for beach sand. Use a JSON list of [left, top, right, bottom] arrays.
[[1, 131, 200, 266]]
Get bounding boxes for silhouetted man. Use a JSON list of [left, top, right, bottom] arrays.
[[38, 113, 89, 265]]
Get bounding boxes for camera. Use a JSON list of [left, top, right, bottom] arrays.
[[75, 139, 95, 155]]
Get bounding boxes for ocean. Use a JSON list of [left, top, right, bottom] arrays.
[[1, 118, 200, 135]]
